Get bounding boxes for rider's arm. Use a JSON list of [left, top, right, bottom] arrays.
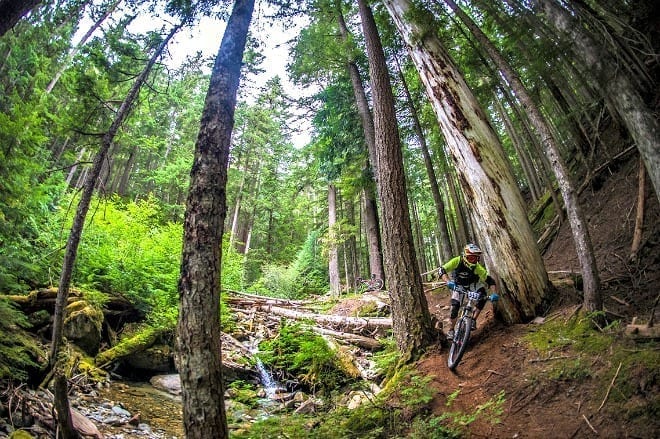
[[439, 256, 461, 282], [475, 266, 497, 293]]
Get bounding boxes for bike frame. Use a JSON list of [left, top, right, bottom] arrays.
[[355, 275, 383, 292], [447, 285, 481, 370]]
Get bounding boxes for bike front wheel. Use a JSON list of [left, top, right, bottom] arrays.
[[447, 317, 472, 371]]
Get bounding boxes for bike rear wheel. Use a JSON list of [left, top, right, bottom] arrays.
[[368, 278, 384, 291], [447, 317, 472, 370]]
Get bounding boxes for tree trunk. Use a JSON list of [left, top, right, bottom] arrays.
[[396, 59, 452, 262], [116, 145, 136, 196], [0, 0, 41, 37], [445, 0, 601, 310], [328, 183, 341, 298], [357, 0, 434, 359], [175, 1, 253, 438], [384, 0, 552, 323], [49, 22, 181, 439], [335, 2, 384, 282], [536, 0, 660, 202], [45, 0, 121, 93]]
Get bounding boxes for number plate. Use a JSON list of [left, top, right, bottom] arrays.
[[468, 291, 481, 300]]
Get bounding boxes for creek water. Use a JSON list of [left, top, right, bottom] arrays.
[[98, 380, 184, 438], [96, 366, 283, 438]]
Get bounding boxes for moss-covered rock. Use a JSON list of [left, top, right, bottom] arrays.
[[64, 300, 104, 356]]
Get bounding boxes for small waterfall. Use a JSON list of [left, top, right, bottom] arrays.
[[255, 357, 279, 399], [247, 337, 282, 399]]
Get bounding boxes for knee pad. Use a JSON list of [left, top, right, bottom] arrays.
[[450, 299, 460, 319]]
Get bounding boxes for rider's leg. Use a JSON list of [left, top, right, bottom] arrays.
[[473, 288, 488, 329], [448, 298, 460, 338]]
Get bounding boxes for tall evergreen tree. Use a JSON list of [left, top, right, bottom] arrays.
[[357, 0, 434, 359], [175, 0, 254, 437]]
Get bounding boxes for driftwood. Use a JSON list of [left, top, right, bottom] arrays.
[[224, 290, 316, 310]]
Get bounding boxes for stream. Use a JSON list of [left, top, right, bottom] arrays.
[[81, 368, 285, 438]]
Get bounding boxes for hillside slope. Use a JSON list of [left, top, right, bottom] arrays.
[[419, 155, 659, 438]]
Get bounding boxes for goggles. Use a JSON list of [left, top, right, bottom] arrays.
[[465, 254, 480, 264]]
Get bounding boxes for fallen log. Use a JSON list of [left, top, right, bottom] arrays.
[[322, 336, 362, 379], [257, 304, 392, 336], [310, 326, 382, 350], [224, 290, 315, 308]]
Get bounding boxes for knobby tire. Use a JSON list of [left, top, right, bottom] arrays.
[[447, 317, 472, 370]]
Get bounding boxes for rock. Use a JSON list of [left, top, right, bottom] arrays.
[[125, 344, 175, 373], [149, 374, 181, 396], [112, 405, 131, 417], [64, 301, 103, 356], [294, 397, 322, 414]]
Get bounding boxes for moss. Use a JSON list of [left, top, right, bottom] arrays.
[[524, 311, 659, 422], [9, 430, 35, 439], [95, 325, 161, 366]]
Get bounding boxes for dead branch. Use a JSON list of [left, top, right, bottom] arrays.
[[529, 355, 574, 363], [257, 304, 392, 336], [630, 157, 645, 260], [582, 414, 598, 434], [598, 362, 622, 411], [609, 295, 630, 307]]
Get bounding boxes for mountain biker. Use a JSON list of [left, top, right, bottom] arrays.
[[440, 243, 499, 339]]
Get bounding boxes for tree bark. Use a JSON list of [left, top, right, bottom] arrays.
[[49, 21, 181, 439], [357, 0, 434, 359], [395, 59, 452, 262], [0, 0, 41, 36], [328, 183, 341, 297], [175, 1, 253, 438], [384, 0, 552, 323], [335, 2, 384, 282]]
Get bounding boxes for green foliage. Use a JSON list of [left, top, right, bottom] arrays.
[[257, 321, 353, 392], [440, 390, 506, 430], [250, 230, 328, 299], [0, 298, 44, 381], [226, 380, 260, 409], [400, 374, 435, 411], [46, 195, 182, 318], [524, 312, 659, 421], [372, 336, 402, 378], [525, 312, 618, 355], [407, 416, 462, 439], [289, 230, 328, 297]]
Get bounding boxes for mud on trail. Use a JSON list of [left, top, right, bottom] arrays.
[[414, 156, 660, 438]]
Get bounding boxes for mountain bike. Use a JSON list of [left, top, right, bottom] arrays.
[[447, 285, 493, 370], [355, 274, 384, 292]]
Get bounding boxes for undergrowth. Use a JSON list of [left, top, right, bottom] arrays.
[[524, 311, 659, 419]]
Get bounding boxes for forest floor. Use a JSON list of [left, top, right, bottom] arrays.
[[338, 156, 659, 438]]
